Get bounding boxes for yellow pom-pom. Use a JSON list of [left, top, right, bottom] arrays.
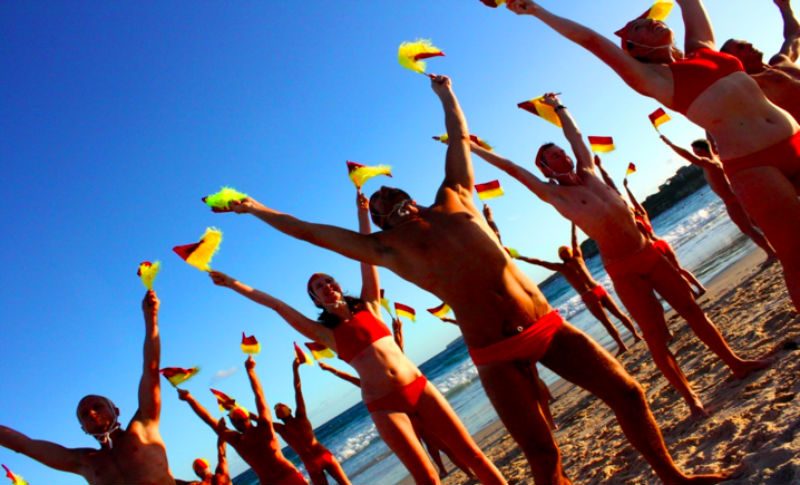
[[398, 39, 445, 74]]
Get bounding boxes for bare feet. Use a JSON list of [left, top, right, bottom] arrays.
[[731, 357, 772, 380], [688, 397, 709, 419], [615, 344, 628, 356]]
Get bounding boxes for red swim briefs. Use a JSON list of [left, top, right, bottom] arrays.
[[468, 310, 564, 366], [723, 130, 800, 178]]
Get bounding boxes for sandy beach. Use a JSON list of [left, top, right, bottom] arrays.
[[418, 247, 800, 484]]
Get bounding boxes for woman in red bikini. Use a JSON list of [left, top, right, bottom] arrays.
[[207, 193, 506, 485], [495, 0, 800, 311]]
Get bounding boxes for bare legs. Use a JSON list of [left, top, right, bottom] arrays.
[[722, 201, 776, 260], [582, 295, 629, 355]]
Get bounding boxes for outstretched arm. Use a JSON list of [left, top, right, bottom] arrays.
[[356, 191, 381, 311], [0, 426, 84, 475], [215, 431, 230, 481], [209, 271, 335, 348], [623, 179, 647, 214], [318, 362, 362, 387], [594, 155, 622, 195], [214, 198, 392, 268], [515, 255, 562, 272], [392, 317, 404, 352], [772, 0, 800, 62], [506, 0, 667, 98], [432, 75, 475, 204], [470, 142, 556, 202], [571, 223, 582, 258], [292, 358, 308, 420], [482, 204, 503, 244], [177, 389, 219, 431], [138, 290, 161, 424], [244, 357, 272, 427], [541, 94, 595, 174], [677, 0, 716, 52], [659, 134, 710, 167]]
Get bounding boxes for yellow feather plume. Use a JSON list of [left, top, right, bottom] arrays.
[[398, 39, 445, 74]]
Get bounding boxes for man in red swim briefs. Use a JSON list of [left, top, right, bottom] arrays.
[[469, 93, 769, 419], [211, 75, 731, 484], [273, 357, 350, 485], [514, 223, 641, 355]]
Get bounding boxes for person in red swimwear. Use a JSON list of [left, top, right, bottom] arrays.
[[272, 357, 350, 485], [721, 0, 800, 122], [515, 223, 641, 355], [208, 75, 727, 484], [622, 178, 708, 298], [468, 92, 769, 419], [659, 135, 777, 261], [207, 190, 505, 485], [177, 356, 308, 485], [495, 0, 800, 313], [178, 436, 231, 485]]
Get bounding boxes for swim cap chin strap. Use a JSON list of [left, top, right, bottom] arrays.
[[88, 419, 121, 449]]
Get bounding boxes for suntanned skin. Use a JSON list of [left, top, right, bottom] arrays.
[[209, 75, 726, 484], [208, 186, 505, 485], [499, 0, 800, 313], [659, 135, 777, 261], [469, 92, 770, 422], [515, 223, 641, 355], [181, 435, 231, 485], [721, 0, 800, 122], [622, 178, 708, 298], [177, 357, 306, 485], [273, 358, 350, 485], [0, 290, 175, 484]]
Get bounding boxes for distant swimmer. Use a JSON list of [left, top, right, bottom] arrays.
[[272, 357, 351, 485], [208, 188, 505, 484], [721, 0, 800, 121], [659, 135, 777, 262], [0, 291, 178, 484], [177, 356, 308, 485], [208, 74, 724, 484]]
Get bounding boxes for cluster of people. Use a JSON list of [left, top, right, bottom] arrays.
[[2, 0, 798, 483]]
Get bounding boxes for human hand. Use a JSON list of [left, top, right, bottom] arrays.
[[293, 356, 302, 368], [356, 191, 369, 212], [430, 74, 452, 97], [177, 388, 190, 401], [209, 271, 235, 288], [593, 155, 603, 167], [215, 417, 228, 432], [540, 92, 562, 108], [142, 290, 160, 316], [507, 0, 538, 15], [207, 197, 257, 214], [245, 355, 256, 370]]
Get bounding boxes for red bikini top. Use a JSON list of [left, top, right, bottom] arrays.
[[635, 214, 654, 236], [333, 310, 392, 363], [669, 48, 744, 114]]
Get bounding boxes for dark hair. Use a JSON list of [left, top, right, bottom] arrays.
[[691, 139, 711, 151], [368, 188, 411, 228], [720, 39, 737, 54], [535, 142, 556, 168], [317, 296, 366, 329]]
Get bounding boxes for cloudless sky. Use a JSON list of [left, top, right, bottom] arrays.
[[0, 1, 778, 482]]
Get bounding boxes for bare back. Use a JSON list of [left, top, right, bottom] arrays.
[[560, 257, 599, 294], [225, 424, 295, 484]]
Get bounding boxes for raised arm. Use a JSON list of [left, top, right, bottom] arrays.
[[291, 358, 308, 420], [392, 316, 404, 352], [0, 426, 84, 475], [177, 389, 219, 431], [623, 179, 647, 214], [515, 254, 563, 272], [245, 357, 272, 426], [677, 0, 715, 52], [482, 204, 503, 244], [773, 0, 800, 62], [659, 134, 709, 167], [137, 290, 161, 424], [356, 191, 381, 311], [469, 141, 556, 202], [542, 95, 594, 174], [432, 75, 474, 203], [571, 223, 582, 257], [594, 155, 622, 195], [215, 198, 392, 268], [505, 0, 667, 98], [209, 271, 335, 349], [214, 431, 230, 482], [318, 362, 362, 387]]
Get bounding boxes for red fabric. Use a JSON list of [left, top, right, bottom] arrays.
[[305, 448, 337, 473], [468, 311, 564, 366], [669, 48, 744, 114], [603, 241, 666, 278], [333, 310, 392, 363], [582, 285, 608, 304], [365, 375, 428, 414], [653, 238, 671, 256], [723, 130, 800, 178], [635, 214, 654, 237], [172, 242, 200, 260], [273, 468, 308, 485]]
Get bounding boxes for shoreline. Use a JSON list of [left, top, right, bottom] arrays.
[[400, 247, 799, 484]]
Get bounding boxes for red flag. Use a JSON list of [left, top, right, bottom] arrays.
[[294, 342, 311, 365], [475, 180, 504, 201], [626, 163, 637, 176], [648, 108, 671, 129], [160, 367, 200, 387], [241, 333, 261, 354], [587, 136, 615, 153], [395, 302, 416, 322], [210, 388, 237, 411], [304, 342, 336, 360]]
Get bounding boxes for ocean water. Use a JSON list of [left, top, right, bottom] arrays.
[[233, 185, 761, 485]]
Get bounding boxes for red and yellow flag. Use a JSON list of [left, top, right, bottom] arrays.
[[2, 465, 27, 485], [160, 366, 200, 387], [380, 289, 392, 314], [626, 163, 637, 176], [203, 187, 248, 210], [173, 228, 222, 272], [648, 0, 674, 21], [480, 0, 506, 7], [346, 161, 392, 190], [518, 97, 562, 127], [648, 108, 671, 129], [588, 136, 615, 153], [434, 133, 493, 151], [294, 342, 312, 365], [241, 333, 261, 355], [395, 302, 416, 322], [426, 302, 451, 319], [137, 261, 161, 290], [210, 388, 237, 411], [398, 39, 445, 73], [475, 180, 504, 201], [304, 342, 336, 360]]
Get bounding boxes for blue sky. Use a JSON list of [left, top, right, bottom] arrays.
[[0, 1, 778, 482]]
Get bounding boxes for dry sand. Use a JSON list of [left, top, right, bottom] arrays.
[[434, 248, 799, 484]]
